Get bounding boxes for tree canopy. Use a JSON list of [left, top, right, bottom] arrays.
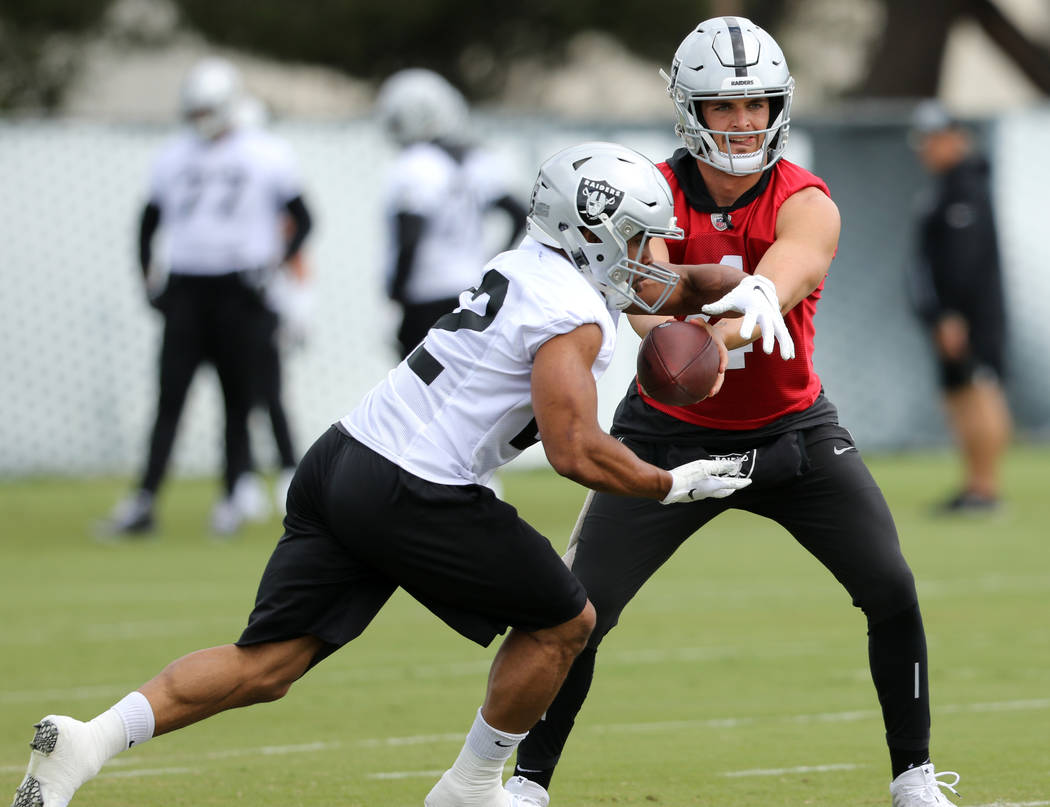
[[2, 0, 1046, 112]]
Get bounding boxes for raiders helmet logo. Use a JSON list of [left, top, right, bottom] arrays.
[[577, 178, 624, 225]]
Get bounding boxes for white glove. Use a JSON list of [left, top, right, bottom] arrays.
[[661, 457, 752, 504], [701, 274, 795, 360]]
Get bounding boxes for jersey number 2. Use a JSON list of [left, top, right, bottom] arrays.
[[406, 270, 539, 450]]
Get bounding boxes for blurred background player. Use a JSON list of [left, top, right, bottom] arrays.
[[509, 17, 962, 807], [102, 58, 313, 537], [235, 93, 316, 516], [375, 67, 527, 360], [908, 100, 1011, 514]]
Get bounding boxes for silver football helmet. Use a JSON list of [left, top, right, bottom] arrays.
[[662, 16, 793, 175], [526, 142, 684, 313], [179, 58, 242, 140], [375, 68, 469, 146]]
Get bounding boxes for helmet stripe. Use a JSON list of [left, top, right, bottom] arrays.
[[724, 17, 749, 77]]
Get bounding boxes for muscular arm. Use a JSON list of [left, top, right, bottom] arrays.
[[627, 261, 746, 317], [532, 324, 671, 498], [713, 186, 839, 350]]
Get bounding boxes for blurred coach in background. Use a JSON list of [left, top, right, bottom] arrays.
[[908, 100, 1011, 514]]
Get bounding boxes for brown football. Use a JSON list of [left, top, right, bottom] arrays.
[[636, 320, 720, 406]]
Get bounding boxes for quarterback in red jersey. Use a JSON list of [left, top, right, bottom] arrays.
[[507, 16, 963, 807], [650, 154, 829, 427]]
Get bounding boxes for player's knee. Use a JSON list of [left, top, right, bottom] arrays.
[[575, 599, 596, 643], [855, 569, 918, 624], [559, 600, 596, 656]]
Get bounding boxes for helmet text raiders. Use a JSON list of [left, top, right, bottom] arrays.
[[526, 142, 684, 313]]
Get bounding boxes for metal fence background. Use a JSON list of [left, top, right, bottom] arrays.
[[1, 111, 1047, 478]]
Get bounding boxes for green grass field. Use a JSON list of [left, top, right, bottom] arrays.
[[2, 445, 1049, 806]]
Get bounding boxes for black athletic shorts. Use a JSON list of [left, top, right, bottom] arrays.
[[237, 425, 588, 662]]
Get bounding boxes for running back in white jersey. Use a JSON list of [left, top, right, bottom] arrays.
[[344, 238, 620, 486], [384, 141, 513, 303], [149, 128, 303, 274]]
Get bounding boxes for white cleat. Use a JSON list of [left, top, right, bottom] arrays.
[[424, 768, 511, 807], [210, 497, 244, 536], [11, 717, 107, 807], [890, 763, 961, 806], [233, 472, 271, 523], [504, 775, 550, 806], [96, 491, 155, 538]]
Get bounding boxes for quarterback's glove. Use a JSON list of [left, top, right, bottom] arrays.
[[661, 457, 751, 504], [701, 274, 795, 360]]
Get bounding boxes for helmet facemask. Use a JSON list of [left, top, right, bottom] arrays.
[[184, 106, 232, 140], [567, 213, 683, 314], [526, 142, 685, 314]]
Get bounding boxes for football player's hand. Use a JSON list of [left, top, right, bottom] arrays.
[[144, 268, 169, 312], [701, 274, 795, 360], [661, 457, 751, 504], [934, 312, 969, 360], [146, 286, 169, 313]]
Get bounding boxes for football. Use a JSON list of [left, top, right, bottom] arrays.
[[636, 319, 720, 406]]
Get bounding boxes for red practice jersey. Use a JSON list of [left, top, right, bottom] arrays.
[[643, 157, 832, 430]]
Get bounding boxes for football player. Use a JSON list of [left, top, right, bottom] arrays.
[[508, 17, 962, 807], [10, 141, 791, 807], [376, 68, 528, 360], [100, 58, 313, 537]]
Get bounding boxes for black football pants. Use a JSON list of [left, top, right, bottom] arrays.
[[516, 423, 931, 776], [256, 307, 296, 470], [139, 273, 271, 496]]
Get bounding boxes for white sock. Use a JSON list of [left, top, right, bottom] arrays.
[[465, 708, 528, 763], [109, 691, 156, 750]]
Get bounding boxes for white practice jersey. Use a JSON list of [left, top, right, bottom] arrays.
[[344, 237, 620, 486], [384, 141, 511, 302], [148, 127, 303, 274]]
